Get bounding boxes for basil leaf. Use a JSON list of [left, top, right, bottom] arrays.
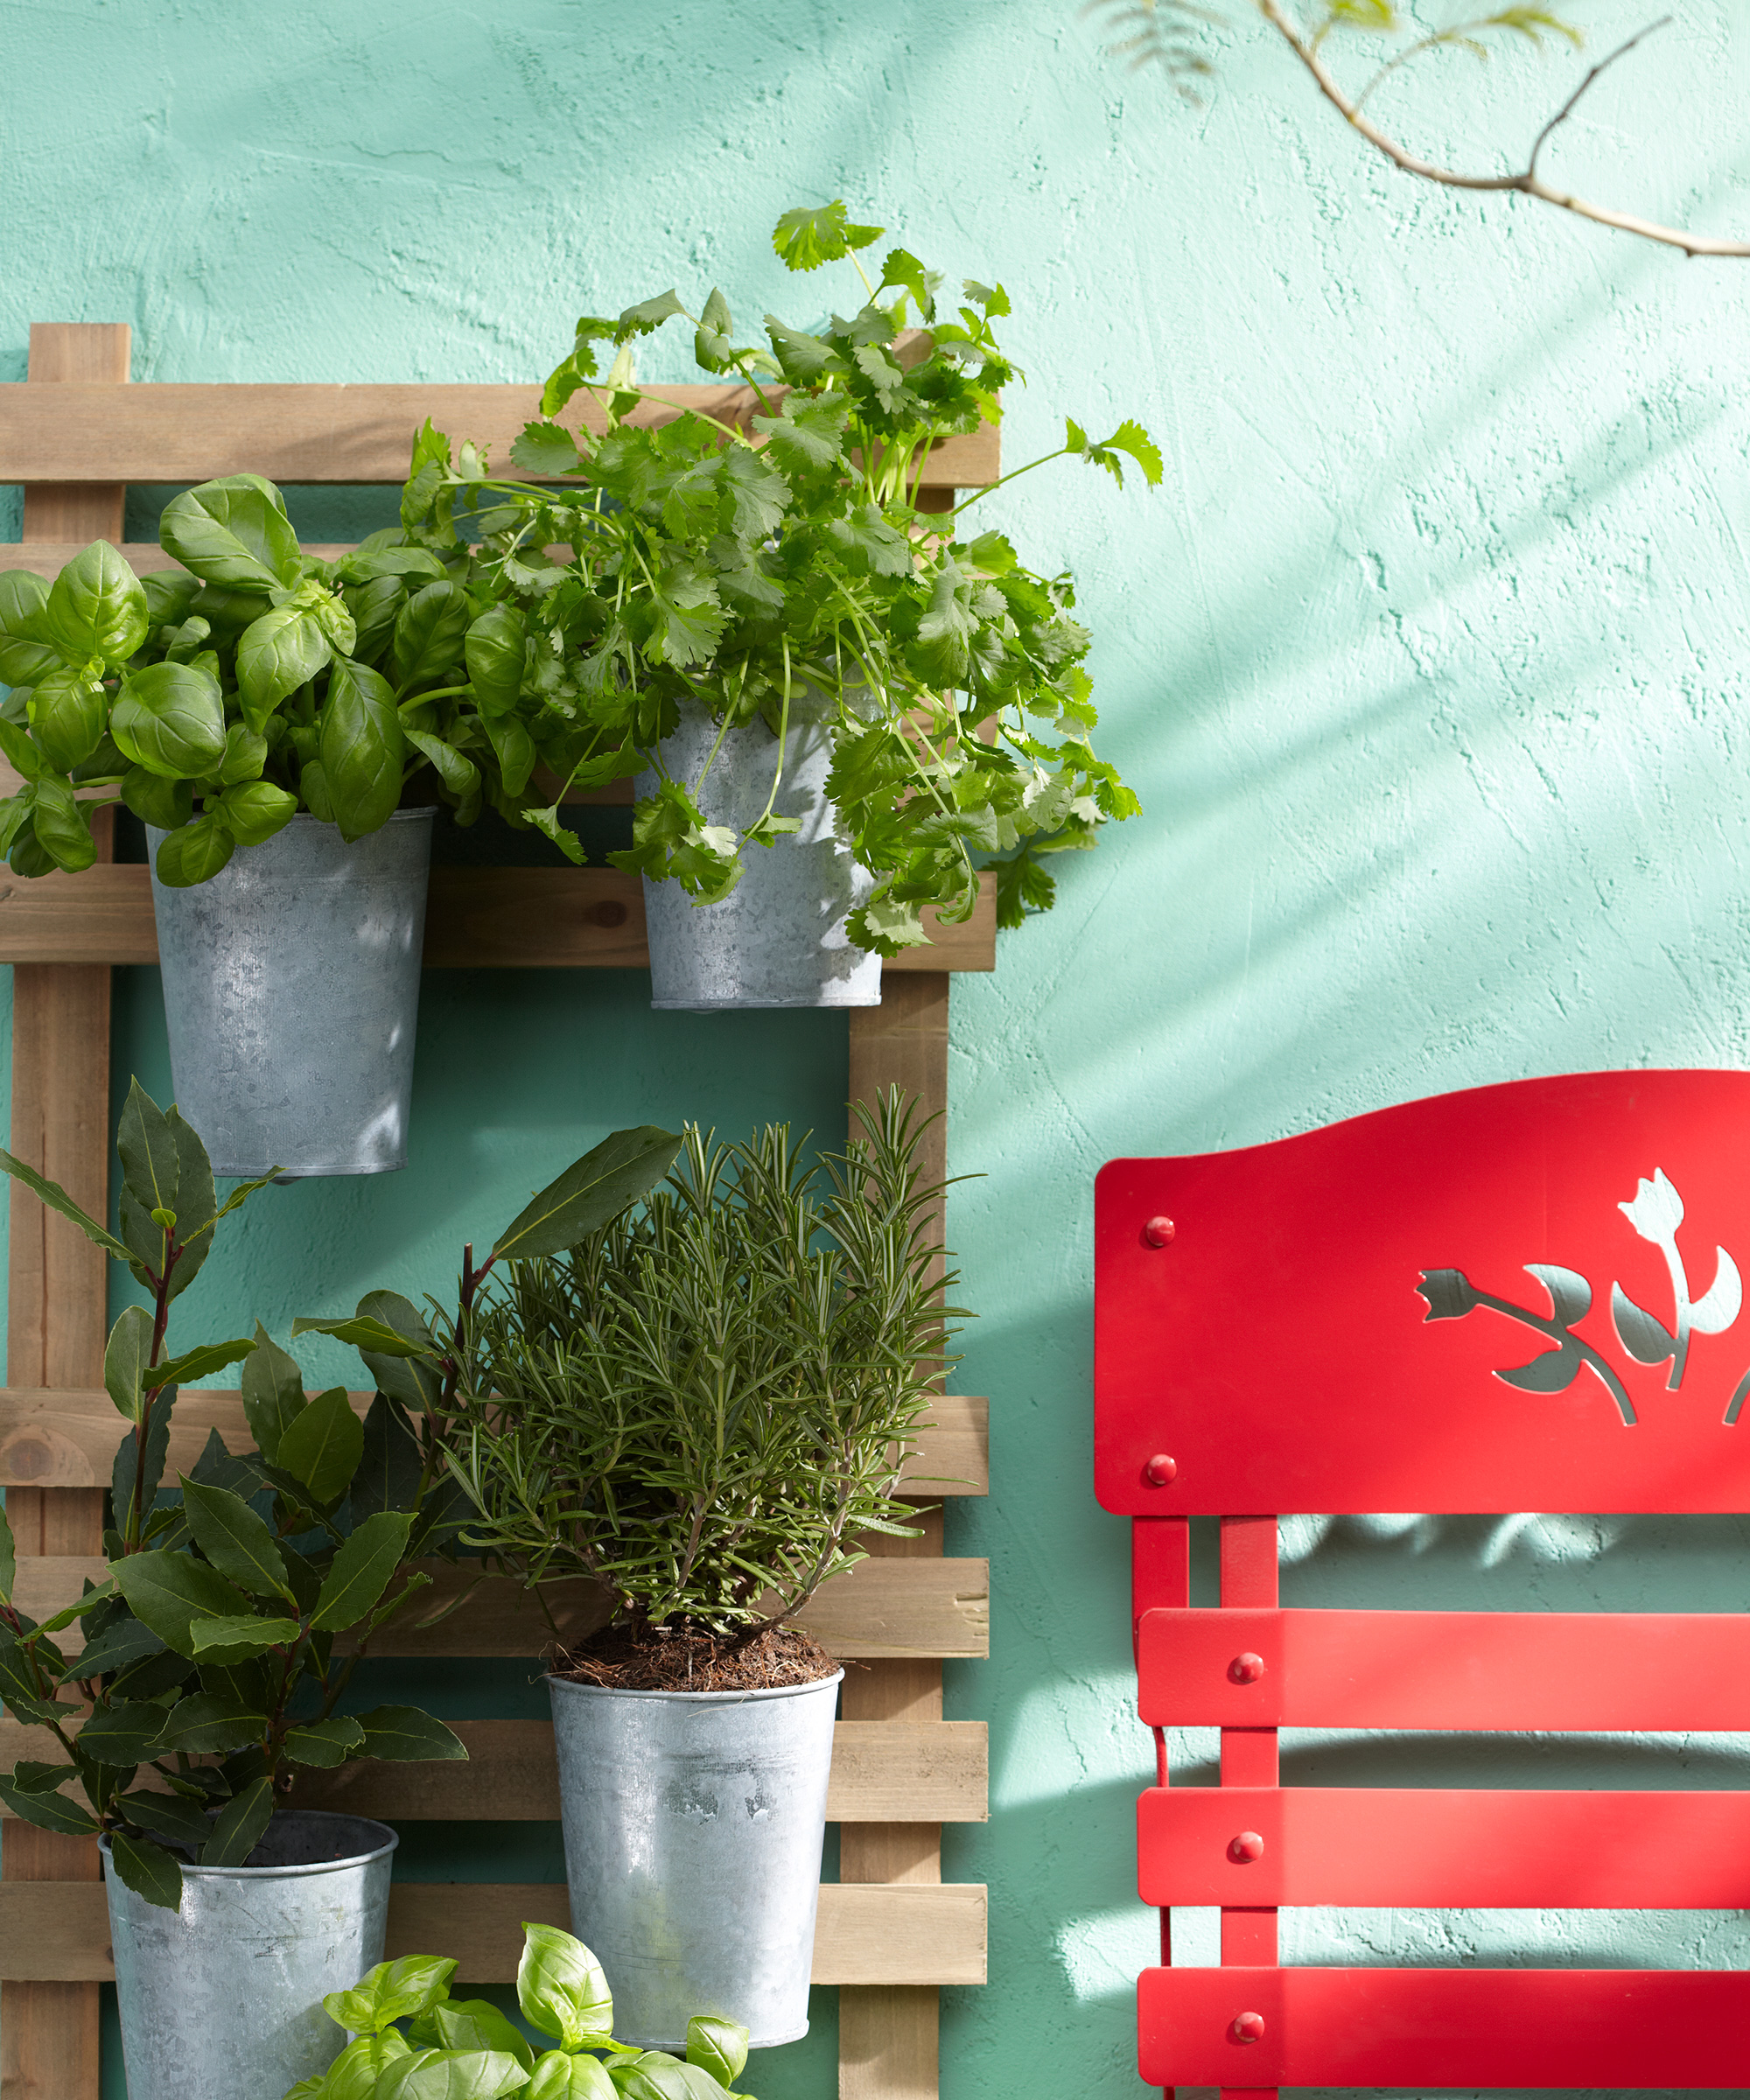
[[112, 662, 227, 780], [217, 780, 298, 848], [121, 766, 192, 831], [29, 774, 98, 872], [152, 814, 234, 888], [27, 666, 105, 771], [319, 659, 404, 843], [42, 542, 149, 663], [160, 475, 301, 591], [517, 1924, 613, 2052], [392, 581, 471, 689], [236, 605, 331, 732], [464, 606, 526, 715]]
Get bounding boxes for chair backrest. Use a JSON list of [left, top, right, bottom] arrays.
[[1096, 1068, 1750, 2094]]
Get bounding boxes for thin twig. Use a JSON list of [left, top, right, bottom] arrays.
[[1254, 0, 1750, 259]]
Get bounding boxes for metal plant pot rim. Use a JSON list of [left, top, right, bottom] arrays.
[[99, 1816, 398, 1882], [266, 807, 437, 829], [546, 1669, 844, 1706]]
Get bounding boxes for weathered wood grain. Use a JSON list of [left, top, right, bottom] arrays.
[[0, 383, 998, 489], [0, 1718, 988, 1827], [0, 1388, 988, 1495], [10, 1553, 990, 1660], [0, 1881, 988, 1987], [0, 865, 996, 973]]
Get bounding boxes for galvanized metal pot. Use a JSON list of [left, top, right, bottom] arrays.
[[101, 1810, 396, 2100], [548, 1669, 844, 2047], [636, 704, 880, 1011], [147, 809, 433, 1178]]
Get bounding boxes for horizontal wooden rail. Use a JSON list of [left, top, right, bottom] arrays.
[[0, 1388, 989, 1496], [0, 384, 999, 489], [0, 1718, 989, 1826], [0, 864, 996, 973], [1139, 1606, 1750, 1731], [0, 1880, 988, 1987], [1140, 1786, 1750, 1907], [12, 1553, 990, 1660], [1140, 1967, 1750, 2090]]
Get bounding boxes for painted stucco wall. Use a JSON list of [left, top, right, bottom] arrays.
[[8, 3, 1750, 2095]]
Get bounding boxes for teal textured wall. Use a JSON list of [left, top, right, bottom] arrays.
[[8, 3, 1750, 2095]]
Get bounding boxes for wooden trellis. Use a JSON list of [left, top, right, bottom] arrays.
[[0, 324, 993, 2100]]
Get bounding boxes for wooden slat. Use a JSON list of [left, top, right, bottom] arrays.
[[0, 385, 998, 490], [0, 1880, 988, 1988], [1142, 1785, 1750, 1908], [0, 1387, 988, 1494], [1140, 1606, 1750, 1732], [1140, 1966, 1750, 2090], [0, 1718, 985, 1825], [11, 1552, 989, 1660], [0, 865, 997, 974]]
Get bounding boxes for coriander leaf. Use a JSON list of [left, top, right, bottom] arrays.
[[772, 200, 883, 271], [509, 423, 584, 479]]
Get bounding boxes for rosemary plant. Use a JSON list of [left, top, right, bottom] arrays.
[[444, 1093, 958, 1641]]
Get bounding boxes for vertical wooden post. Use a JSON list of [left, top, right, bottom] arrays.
[[841, 972, 952, 2100], [3, 319, 129, 2100]]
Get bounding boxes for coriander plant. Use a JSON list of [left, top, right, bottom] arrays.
[[404, 200, 1160, 951], [442, 1093, 957, 1639]]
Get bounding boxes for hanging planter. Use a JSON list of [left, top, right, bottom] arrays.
[[636, 704, 878, 1011], [0, 471, 570, 1174], [102, 1812, 397, 2100], [548, 1673, 842, 2046], [148, 808, 433, 1176]]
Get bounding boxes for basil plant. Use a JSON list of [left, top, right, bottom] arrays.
[[0, 1081, 467, 1910], [406, 200, 1160, 952], [291, 1922, 752, 2100], [0, 472, 550, 886]]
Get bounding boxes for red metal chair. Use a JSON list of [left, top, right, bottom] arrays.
[[1096, 1070, 1750, 2095]]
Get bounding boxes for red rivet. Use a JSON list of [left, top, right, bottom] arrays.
[[1229, 1830, 1265, 1863], [1144, 1453, 1178, 1486], [1229, 1652, 1266, 1684], [1232, 2012, 1266, 2044], [1143, 1215, 1175, 1247]]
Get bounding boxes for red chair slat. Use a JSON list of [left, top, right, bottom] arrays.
[[1096, 1068, 1750, 1516], [1139, 1968, 1750, 2090], [1138, 1606, 1750, 1731], [1140, 1786, 1750, 1908]]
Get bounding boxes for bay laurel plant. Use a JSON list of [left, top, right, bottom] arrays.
[[0, 472, 564, 886], [439, 1093, 956, 1641], [289, 1922, 752, 2100], [403, 200, 1161, 952], [0, 1081, 471, 1910]]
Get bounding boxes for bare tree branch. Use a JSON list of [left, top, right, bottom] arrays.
[[1094, 0, 1750, 259], [1254, 0, 1750, 256]]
